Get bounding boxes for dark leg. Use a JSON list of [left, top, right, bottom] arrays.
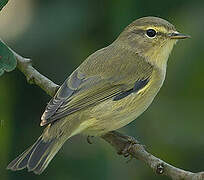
[[108, 131, 140, 158], [87, 135, 94, 144]]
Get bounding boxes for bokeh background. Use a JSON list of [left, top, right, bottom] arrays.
[[0, 0, 204, 180]]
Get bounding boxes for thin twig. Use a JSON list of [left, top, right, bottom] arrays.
[[6, 43, 204, 180]]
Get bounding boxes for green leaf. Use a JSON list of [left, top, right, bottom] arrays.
[[0, 0, 9, 11], [0, 41, 17, 76]]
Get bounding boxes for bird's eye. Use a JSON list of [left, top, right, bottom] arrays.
[[146, 29, 156, 38]]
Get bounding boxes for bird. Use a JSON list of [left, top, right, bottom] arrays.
[[7, 16, 190, 174]]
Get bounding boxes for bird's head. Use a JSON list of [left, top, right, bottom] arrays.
[[116, 16, 190, 68]]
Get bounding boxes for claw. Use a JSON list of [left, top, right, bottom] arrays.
[[110, 131, 140, 158], [126, 156, 134, 163], [118, 140, 136, 158], [87, 135, 94, 144]]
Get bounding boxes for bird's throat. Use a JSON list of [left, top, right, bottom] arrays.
[[144, 40, 176, 70]]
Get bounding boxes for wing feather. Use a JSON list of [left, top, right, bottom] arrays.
[[40, 45, 154, 126]]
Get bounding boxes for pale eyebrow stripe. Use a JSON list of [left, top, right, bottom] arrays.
[[133, 25, 169, 33]]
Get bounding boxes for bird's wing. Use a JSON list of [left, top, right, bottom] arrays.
[[40, 46, 153, 126]]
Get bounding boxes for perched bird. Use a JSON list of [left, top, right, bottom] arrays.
[[7, 16, 190, 174]]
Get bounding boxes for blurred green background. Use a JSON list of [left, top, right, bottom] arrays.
[[0, 0, 204, 179]]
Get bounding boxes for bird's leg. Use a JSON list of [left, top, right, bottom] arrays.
[[87, 135, 94, 144], [110, 131, 140, 158]]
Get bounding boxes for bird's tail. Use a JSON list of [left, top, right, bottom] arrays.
[[7, 134, 66, 174]]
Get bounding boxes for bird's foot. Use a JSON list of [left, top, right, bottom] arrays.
[[110, 131, 140, 158], [87, 135, 94, 144], [117, 137, 139, 158]]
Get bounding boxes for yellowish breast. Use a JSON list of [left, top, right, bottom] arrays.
[[82, 68, 166, 136]]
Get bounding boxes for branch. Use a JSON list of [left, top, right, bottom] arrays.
[[10, 47, 204, 180], [102, 132, 204, 180]]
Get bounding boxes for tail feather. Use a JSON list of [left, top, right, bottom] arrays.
[[27, 138, 55, 171], [7, 135, 64, 174], [33, 153, 50, 173], [7, 136, 42, 170]]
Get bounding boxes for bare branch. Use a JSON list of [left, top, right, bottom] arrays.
[[13, 51, 59, 97], [0, 39, 59, 97], [8, 44, 204, 180], [102, 132, 204, 180]]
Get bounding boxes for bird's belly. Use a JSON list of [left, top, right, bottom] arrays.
[[82, 69, 165, 136], [84, 86, 159, 136]]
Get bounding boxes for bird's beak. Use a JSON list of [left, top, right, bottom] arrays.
[[169, 32, 191, 39]]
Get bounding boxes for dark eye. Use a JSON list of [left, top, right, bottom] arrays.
[[146, 29, 156, 38]]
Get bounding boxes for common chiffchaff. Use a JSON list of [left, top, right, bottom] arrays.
[[7, 16, 190, 174]]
